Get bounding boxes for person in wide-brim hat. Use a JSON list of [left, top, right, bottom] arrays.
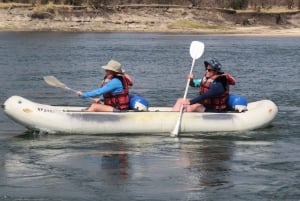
[[102, 60, 124, 74], [102, 60, 133, 86], [77, 59, 132, 112]]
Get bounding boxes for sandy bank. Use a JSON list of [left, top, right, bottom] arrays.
[[0, 5, 299, 36]]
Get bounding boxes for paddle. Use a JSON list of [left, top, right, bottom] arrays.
[[170, 41, 205, 137], [44, 75, 100, 103], [44, 75, 78, 93]]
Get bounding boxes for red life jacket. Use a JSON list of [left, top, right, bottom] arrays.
[[101, 74, 130, 110], [200, 73, 235, 111]]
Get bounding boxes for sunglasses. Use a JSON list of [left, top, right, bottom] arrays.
[[205, 68, 214, 72]]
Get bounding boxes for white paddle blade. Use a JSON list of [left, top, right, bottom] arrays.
[[44, 76, 67, 89], [189, 41, 205, 60]]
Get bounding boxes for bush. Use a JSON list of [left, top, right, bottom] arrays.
[[230, 0, 248, 9]]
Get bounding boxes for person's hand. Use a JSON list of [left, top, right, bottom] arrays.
[[77, 91, 82, 97], [187, 73, 194, 80], [181, 99, 190, 105], [93, 98, 101, 103]]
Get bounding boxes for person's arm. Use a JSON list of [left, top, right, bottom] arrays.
[[188, 73, 201, 87], [189, 79, 202, 87], [192, 79, 201, 87], [189, 81, 225, 105], [81, 79, 122, 98], [189, 78, 196, 87]]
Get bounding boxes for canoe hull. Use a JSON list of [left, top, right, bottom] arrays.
[[2, 96, 278, 134]]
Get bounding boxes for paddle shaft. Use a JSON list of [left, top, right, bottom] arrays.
[[63, 86, 95, 102], [170, 59, 196, 137], [44, 76, 95, 101], [64, 86, 78, 93], [183, 59, 196, 99]]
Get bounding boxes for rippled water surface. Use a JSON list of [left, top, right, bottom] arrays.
[[0, 32, 299, 201]]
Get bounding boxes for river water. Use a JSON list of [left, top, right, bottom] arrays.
[[0, 32, 299, 201]]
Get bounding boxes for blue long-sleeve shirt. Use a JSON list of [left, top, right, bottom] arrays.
[[81, 78, 123, 98]]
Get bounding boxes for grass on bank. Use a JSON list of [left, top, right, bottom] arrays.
[[0, 2, 74, 10], [0, 3, 31, 8], [236, 7, 300, 14], [167, 20, 231, 30]]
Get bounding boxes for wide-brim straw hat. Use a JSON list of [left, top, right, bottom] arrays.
[[102, 60, 123, 73]]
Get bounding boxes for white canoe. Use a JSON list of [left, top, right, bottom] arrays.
[[2, 95, 278, 135]]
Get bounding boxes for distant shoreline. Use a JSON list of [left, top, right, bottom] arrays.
[[0, 4, 299, 37], [1, 28, 299, 37], [1, 22, 299, 37]]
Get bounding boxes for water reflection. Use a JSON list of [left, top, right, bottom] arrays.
[[101, 152, 129, 179], [177, 139, 233, 191], [3, 129, 299, 200]]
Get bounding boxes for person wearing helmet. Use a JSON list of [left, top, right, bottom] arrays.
[[77, 59, 132, 112], [172, 58, 236, 112]]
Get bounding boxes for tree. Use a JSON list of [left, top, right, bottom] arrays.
[[287, 0, 294, 9], [230, 0, 248, 9], [188, 0, 203, 7]]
